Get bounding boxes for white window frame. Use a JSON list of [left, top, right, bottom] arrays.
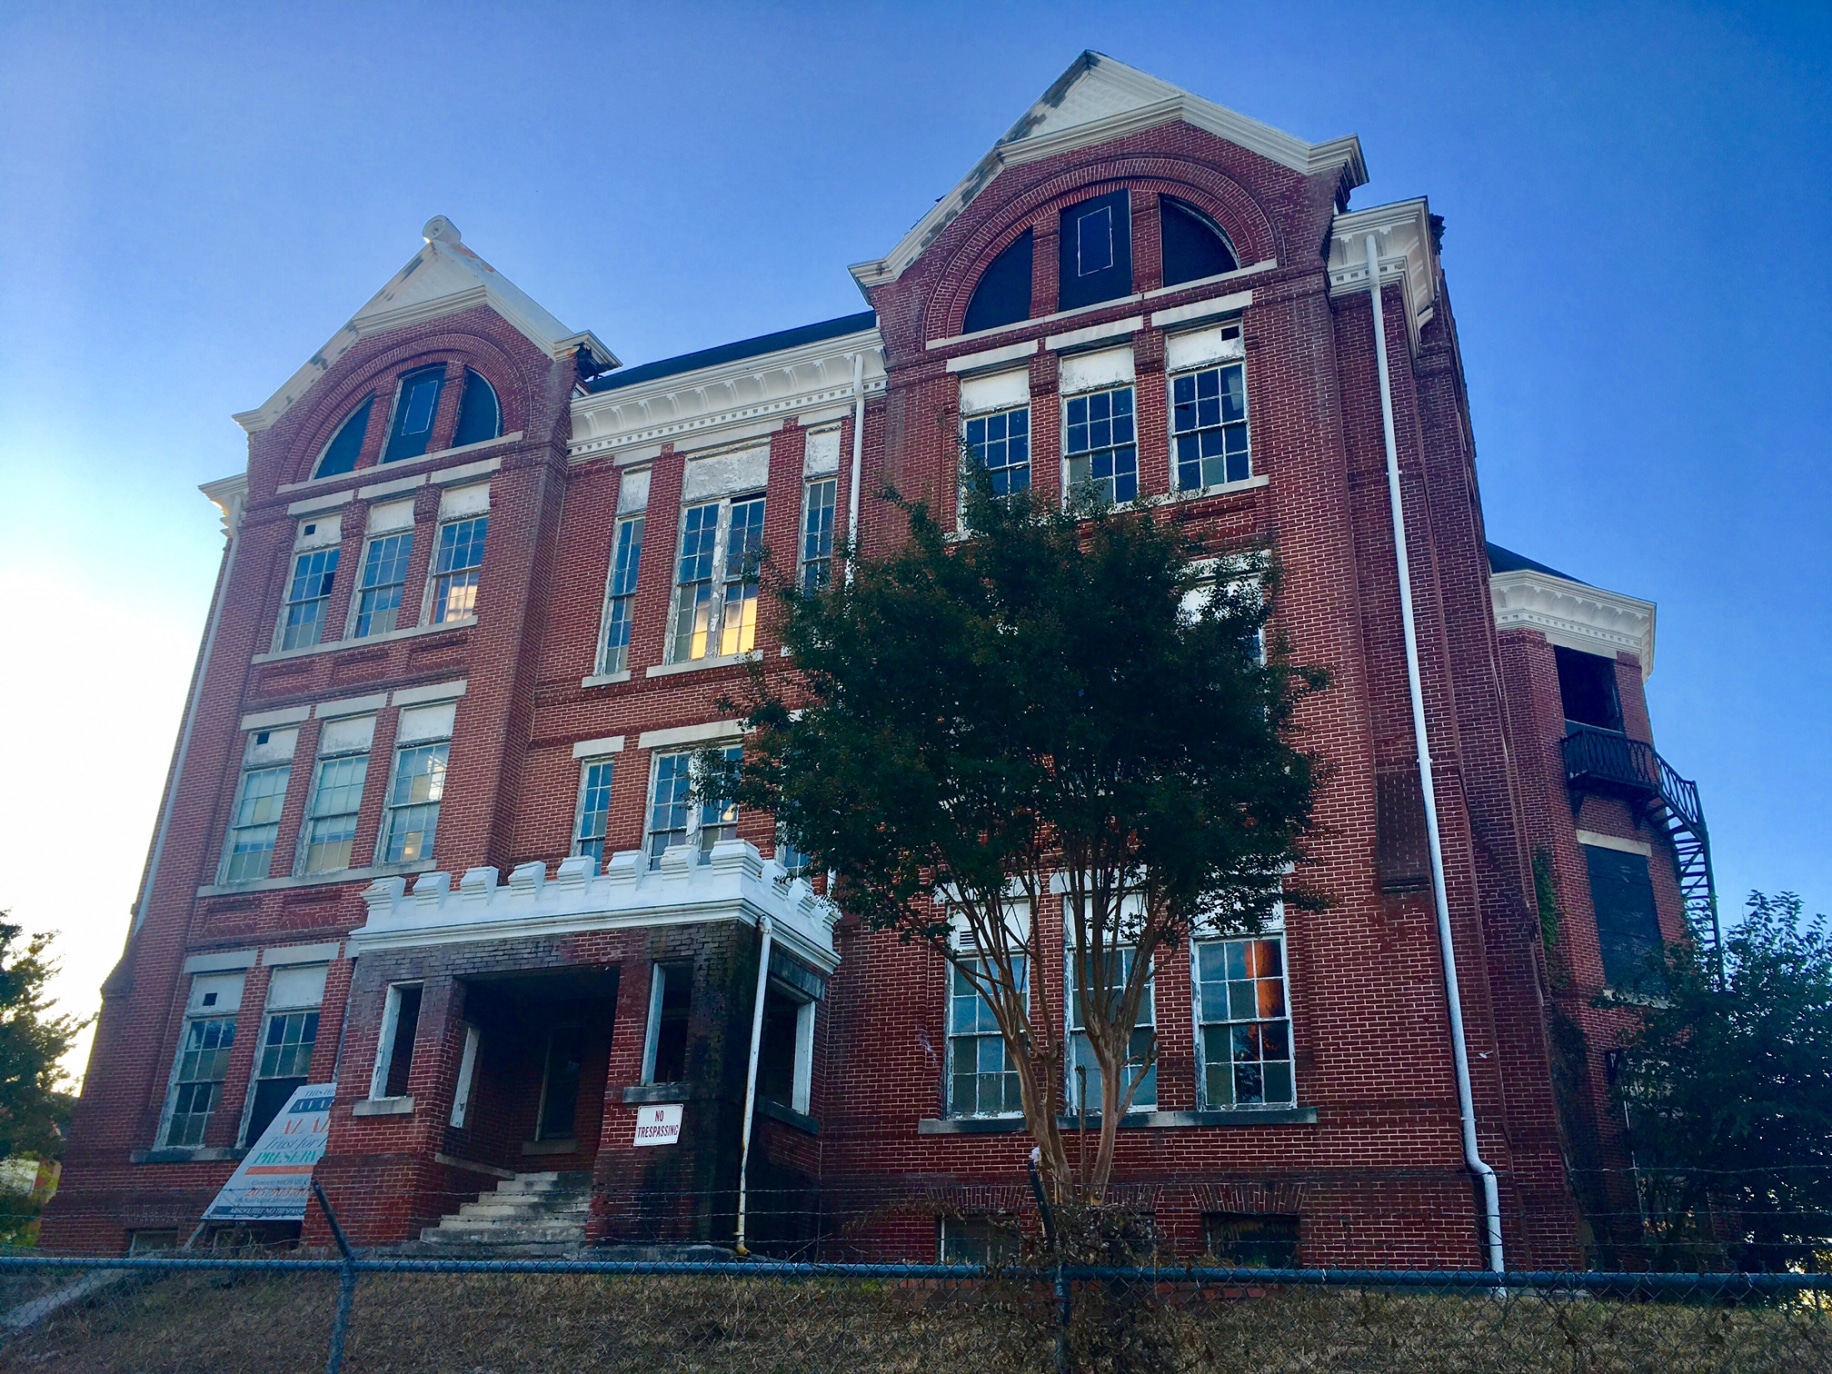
[[449, 1023, 481, 1127], [572, 755, 617, 867], [1167, 322, 1251, 496], [791, 998, 815, 1116], [797, 476, 838, 595], [296, 719, 373, 877], [219, 730, 296, 886], [236, 963, 327, 1146], [1191, 918, 1296, 1111], [666, 491, 766, 664], [1064, 914, 1157, 1114], [640, 962, 692, 1085], [369, 981, 423, 1101], [158, 973, 245, 1149], [276, 544, 341, 653], [347, 528, 416, 640], [643, 745, 740, 869], [425, 513, 489, 626], [1061, 381, 1139, 509], [376, 706, 453, 868], [596, 512, 646, 676], [943, 903, 1031, 1120]]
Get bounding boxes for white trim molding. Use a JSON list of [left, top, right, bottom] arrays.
[[390, 679, 468, 707], [1576, 830, 1653, 857], [1327, 199, 1439, 350], [571, 735, 626, 759], [638, 720, 744, 751], [1490, 568, 1657, 679], [351, 841, 841, 972], [200, 474, 249, 539]]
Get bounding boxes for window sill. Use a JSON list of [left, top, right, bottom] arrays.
[[622, 1082, 692, 1104], [352, 1095, 414, 1117], [644, 651, 760, 679], [1173, 473, 1270, 501], [131, 1146, 247, 1164], [276, 432, 524, 496], [521, 1138, 579, 1156], [918, 1106, 1316, 1135], [759, 1099, 819, 1135], [196, 861, 435, 900], [252, 617, 475, 665], [580, 669, 632, 689]]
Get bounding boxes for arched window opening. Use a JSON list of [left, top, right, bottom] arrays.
[[1159, 197, 1239, 288], [452, 369, 501, 448], [383, 365, 447, 463], [1058, 191, 1133, 311], [962, 230, 1033, 335], [313, 397, 373, 478]]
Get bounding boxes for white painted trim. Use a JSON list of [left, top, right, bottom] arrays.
[[571, 735, 626, 759], [639, 720, 744, 750], [1490, 569, 1656, 679], [429, 455, 502, 486], [640, 964, 668, 1084], [240, 706, 312, 731], [315, 693, 388, 719], [183, 949, 258, 974], [357, 473, 429, 501], [1046, 316, 1143, 352], [390, 679, 467, 707], [263, 941, 341, 967], [1327, 200, 1439, 349], [1139, 259, 1277, 301], [278, 433, 525, 499], [580, 670, 632, 689], [1150, 289, 1254, 329], [251, 617, 473, 665], [286, 490, 356, 517], [945, 339, 1040, 374], [449, 1024, 480, 1128], [1576, 830, 1654, 857], [643, 652, 760, 679]]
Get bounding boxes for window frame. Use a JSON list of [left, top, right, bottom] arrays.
[[276, 545, 340, 652], [369, 982, 424, 1101], [572, 755, 616, 868], [755, 981, 817, 1117], [1062, 382, 1139, 508], [961, 403, 1032, 506], [641, 962, 693, 1085], [376, 736, 450, 868], [449, 1023, 481, 1128], [595, 513, 645, 677], [348, 528, 415, 640], [1168, 333, 1252, 496], [296, 722, 373, 877], [798, 475, 838, 596], [427, 513, 488, 626], [158, 974, 243, 1149], [643, 744, 740, 869], [1192, 926, 1296, 1111], [665, 492, 766, 665], [218, 755, 292, 886], [237, 964, 327, 1146], [382, 365, 448, 464], [1064, 941, 1157, 1114], [947, 954, 1029, 1119]]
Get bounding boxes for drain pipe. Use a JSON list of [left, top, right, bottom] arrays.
[[845, 351, 865, 585], [1364, 233, 1505, 1274], [733, 913, 774, 1256]]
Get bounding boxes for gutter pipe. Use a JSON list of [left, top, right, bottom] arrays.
[[845, 351, 865, 585], [1364, 233, 1505, 1274], [733, 913, 775, 1257]]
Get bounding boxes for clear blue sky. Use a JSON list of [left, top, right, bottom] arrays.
[[2, 2, 1827, 1067]]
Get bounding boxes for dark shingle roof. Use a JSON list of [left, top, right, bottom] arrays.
[[1486, 542, 1583, 585], [587, 311, 878, 393]]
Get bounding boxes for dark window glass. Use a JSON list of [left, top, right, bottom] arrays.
[[963, 407, 1030, 497], [1584, 845, 1666, 993], [1556, 647, 1624, 732], [538, 1025, 585, 1140], [757, 987, 800, 1109], [384, 985, 422, 1097], [315, 398, 373, 478], [352, 532, 413, 638], [384, 367, 446, 463], [1159, 197, 1239, 287], [1058, 191, 1132, 310], [962, 230, 1033, 334], [939, 1216, 1020, 1265], [651, 965, 692, 1083], [1171, 359, 1250, 490], [1203, 1213, 1300, 1268], [451, 369, 501, 448], [1064, 385, 1137, 506]]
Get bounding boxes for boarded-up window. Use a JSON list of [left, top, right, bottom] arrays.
[[1376, 767, 1430, 892], [1583, 844, 1665, 992]]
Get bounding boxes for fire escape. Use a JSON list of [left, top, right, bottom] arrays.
[[1561, 726, 1722, 955]]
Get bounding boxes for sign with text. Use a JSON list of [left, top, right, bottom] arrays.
[[633, 1103, 683, 1147], [203, 1084, 335, 1221]]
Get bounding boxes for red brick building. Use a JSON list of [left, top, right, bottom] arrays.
[[45, 54, 1712, 1268]]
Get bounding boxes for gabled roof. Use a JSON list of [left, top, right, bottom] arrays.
[[849, 51, 1367, 293], [1487, 542, 1584, 586], [234, 217, 613, 435]]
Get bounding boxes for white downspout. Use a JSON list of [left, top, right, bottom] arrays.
[[733, 913, 774, 1257], [845, 351, 865, 586], [1365, 233, 1505, 1275]]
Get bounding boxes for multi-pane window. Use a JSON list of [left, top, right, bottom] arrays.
[[352, 532, 413, 638], [1065, 385, 1138, 506], [597, 515, 644, 675], [220, 747, 292, 885], [163, 974, 242, 1149], [1067, 946, 1156, 1112], [297, 717, 372, 876], [1171, 362, 1250, 491], [380, 742, 448, 864], [668, 495, 764, 663], [949, 958, 1027, 1117], [1195, 935, 1293, 1108], [573, 758, 615, 867], [799, 478, 837, 594], [940, 1216, 1020, 1265], [645, 745, 740, 869], [279, 547, 339, 651], [964, 407, 1031, 498], [430, 516, 488, 624], [242, 963, 326, 1145]]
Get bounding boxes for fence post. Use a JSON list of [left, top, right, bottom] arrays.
[[1027, 1151, 1071, 1374], [312, 1180, 358, 1374]]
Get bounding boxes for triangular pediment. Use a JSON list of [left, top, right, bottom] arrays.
[[234, 217, 612, 434], [850, 52, 1367, 292]]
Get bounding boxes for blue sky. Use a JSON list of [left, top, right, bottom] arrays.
[[2, 2, 1827, 1071]]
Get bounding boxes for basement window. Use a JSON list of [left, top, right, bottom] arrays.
[[939, 1215, 1020, 1265], [1203, 1213, 1300, 1268]]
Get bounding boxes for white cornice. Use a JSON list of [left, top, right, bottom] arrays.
[[199, 473, 249, 539], [1326, 198, 1439, 350], [349, 840, 840, 972], [568, 329, 885, 462], [851, 52, 1366, 293], [1490, 568, 1657, 679]]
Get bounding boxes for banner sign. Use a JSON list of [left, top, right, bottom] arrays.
[[633, 1103, 683, 1147], [203, 1084, 336, 1221]]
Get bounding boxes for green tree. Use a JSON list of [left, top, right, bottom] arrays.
[[1616, 891, 1832, 1269], [721, 487, 1324, 1198], [0, 917, 83, 1162]]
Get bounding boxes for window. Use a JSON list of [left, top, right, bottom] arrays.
[[668, 494, 764, 663], [162, 973, 243, 1148], [775, 830, 813, 880], [370, 983, 423, 1098], [351, 531, 414, 638], [1203, 1213, 1300, 1268], [430, 514, 488, 623], [949, 958, 1026, 1117], [1171, 357, 1250, 491], [1557, 647, 1623, 732], [964, 406, 1031, 498], [297, 715, 373, 876], [219, 729, 296, 885], [1584, 843, 1665, 993], [597, 515, 644, 675], [378, 703, 453, 865], [756, 984, 816, 1115], [1058, 190, 1132, 310], [314, 397, 373, 478], [1159, 197, 1238, 287], [1195, 935, 1294, 1108], [449, 1024, 481, 1128], [799, 477, 837, 594], [939, 1215, 1020, 1265], [962, 229, 1033, 334], [384, 366, 446, 463], [537, 1025, 585, 1140], [573, 757, 615, 867], [278, 546, 339, 651], [645, 745, 740, 869], [642, 963, 692, 1084], [1065, 385, 1137, 506], [451, 369, 500, 448], [1067, 945, 1155, 1112], [241, 963, 326, 1145]]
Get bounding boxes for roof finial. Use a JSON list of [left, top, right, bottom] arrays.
[[422, 216, 462, 245]]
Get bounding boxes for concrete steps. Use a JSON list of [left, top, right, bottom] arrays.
[[417, 1170, 593, 1253]]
